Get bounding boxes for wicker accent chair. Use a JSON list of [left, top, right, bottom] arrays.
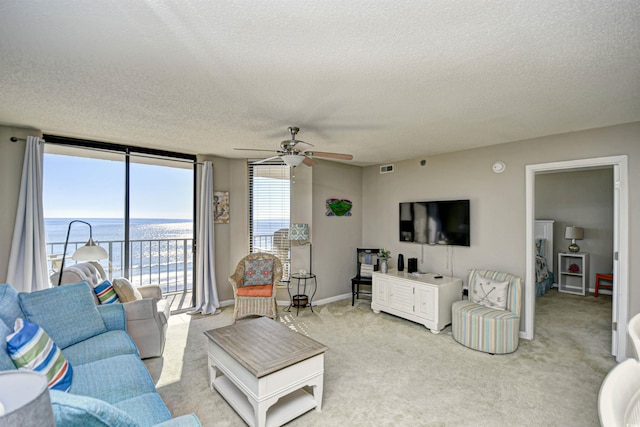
[[451, 269, 523, 354], [229, 253, 283, 321]]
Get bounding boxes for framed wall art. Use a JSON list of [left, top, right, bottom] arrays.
[[213, 191, 230, 223], [326, 198, 352, 216]]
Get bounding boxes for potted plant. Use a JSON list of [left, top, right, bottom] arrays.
[[377, 248, 391, 273]]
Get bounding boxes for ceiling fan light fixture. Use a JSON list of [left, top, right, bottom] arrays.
[[281, 154, 304, 167]]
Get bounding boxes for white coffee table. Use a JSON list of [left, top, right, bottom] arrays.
[[204, 317, 328, 427]]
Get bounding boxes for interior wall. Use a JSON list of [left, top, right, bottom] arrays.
[[223, 159, 361, 305], [535, 169, 614, 291], [362, 122, 640, 333], [0, 126, 42, 283], [311, 159, 363, 301]]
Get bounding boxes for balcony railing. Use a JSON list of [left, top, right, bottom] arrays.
[[47, 238, 194, 294], [47, 234, 290, 292]]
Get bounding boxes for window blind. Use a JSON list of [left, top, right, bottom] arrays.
[[248, 161, 291, 279]]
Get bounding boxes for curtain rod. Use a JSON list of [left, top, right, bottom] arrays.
[[10, 136, 205, 165]]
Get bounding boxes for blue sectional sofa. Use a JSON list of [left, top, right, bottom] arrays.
[[0, 282, 200, 427]]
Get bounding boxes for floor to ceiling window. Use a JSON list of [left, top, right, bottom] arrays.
[[249, 161, 291, 279], [42, 137, 196, 300]]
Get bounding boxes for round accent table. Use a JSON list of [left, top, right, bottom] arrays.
[[287, 273, 318, 316]]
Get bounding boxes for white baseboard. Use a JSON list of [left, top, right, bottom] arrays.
[[219, 293, 353, 311], [276, 292, 352, 308]]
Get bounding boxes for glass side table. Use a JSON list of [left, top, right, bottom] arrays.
[[286, 273, 318, 316]]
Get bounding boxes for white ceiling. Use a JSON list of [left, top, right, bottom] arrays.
[[1, 1, 639, 166]]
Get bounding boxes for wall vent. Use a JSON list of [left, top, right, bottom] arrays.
[[380, 164, 394, 174]]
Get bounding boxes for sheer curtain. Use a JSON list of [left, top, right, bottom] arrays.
[[188, 161, 221, 315], [7, 136, 49, 292]]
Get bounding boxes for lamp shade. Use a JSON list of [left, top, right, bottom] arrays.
[[564, 226, 584, 240], [281, 154, 305, 167], [0, 371, 55, 427], [289, 223, 309, 241], [71, 238, 109, 261]]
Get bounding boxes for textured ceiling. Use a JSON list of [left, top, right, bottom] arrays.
[[1, 1, 639, 166]]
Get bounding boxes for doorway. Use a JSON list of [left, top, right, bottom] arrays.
[[524, 155, 629, 362]]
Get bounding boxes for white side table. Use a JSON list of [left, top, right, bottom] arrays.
[[558, 252, 590, 295]]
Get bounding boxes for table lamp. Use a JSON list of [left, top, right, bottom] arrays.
[[289, 223, 312, 274], [564, 225, 584, 253], [0, 371, 54, 427]]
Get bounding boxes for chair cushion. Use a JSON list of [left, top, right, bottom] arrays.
[[62, 330, 138, 366], [236, 284, 273, 297], [94, 280, 120, 305], [244, 259, 274, 286], [112, 277, 143, 302], [113, 393, 172, 427], [471, 275, 509, 311], [19, 282, 107, 349], [69, 354, 156, 403], [49, 390, 141, 427], [6, 318, 73, 392]]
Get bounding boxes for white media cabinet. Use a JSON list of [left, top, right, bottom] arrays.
[[371, 270, 462, 334]]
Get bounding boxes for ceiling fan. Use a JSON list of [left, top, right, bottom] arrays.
[[234, 126, 353, 167]]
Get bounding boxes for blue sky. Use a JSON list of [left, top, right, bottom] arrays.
[[43, 154, 193, 219]]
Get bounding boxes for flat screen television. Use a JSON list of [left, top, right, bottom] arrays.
[[399, 199, 470, 246]]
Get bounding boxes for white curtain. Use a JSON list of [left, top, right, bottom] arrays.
[[188, 161, 221, 315], [6, 136, 49, 292]]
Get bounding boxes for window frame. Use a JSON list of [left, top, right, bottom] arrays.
[[43, 134, 197, 301]]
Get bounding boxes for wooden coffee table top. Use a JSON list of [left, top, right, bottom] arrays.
[[204, 317, 328, 378]]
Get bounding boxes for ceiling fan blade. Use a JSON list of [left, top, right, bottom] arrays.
[[292, 140, 314, 152], [303, 156, 318, 167], [251, 155, 281, 165], [234, 148, 280, 153], [307, 151, 353, 161]]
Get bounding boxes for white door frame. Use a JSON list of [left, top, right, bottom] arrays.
[[524, 155, 629, 362]]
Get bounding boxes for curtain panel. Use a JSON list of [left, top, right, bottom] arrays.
[[189, 161, 220, 315], [7, 136, 49, 292]]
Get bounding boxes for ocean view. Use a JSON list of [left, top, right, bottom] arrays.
[[44, 218, 288, 292], [45, 218, 194, 244]]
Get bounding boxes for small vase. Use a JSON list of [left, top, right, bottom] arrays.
[[380, 259, 388, 274]]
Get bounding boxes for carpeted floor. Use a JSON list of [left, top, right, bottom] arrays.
[[145, 289, 616, 426]]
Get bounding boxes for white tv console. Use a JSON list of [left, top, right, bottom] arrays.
[[371, 270, 462, 334]]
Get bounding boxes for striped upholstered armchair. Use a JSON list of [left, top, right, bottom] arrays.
[[451, 269, 523, 354], [228, 253, 283, 321]]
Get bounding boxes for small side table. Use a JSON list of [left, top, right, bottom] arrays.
[[558, 252, 589, 295], [287, 273, 318, 315]]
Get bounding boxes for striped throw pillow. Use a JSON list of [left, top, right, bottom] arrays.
[[6, 318, 73, 392], [94, 280, 120, 305]]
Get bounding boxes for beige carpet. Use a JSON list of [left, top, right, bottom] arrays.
[[145, 289, 616, 426]]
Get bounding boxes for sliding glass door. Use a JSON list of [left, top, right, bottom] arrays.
[[129, 158, 194, 294], [42, 139, 196, 302], [43, 147, 126, 278]]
